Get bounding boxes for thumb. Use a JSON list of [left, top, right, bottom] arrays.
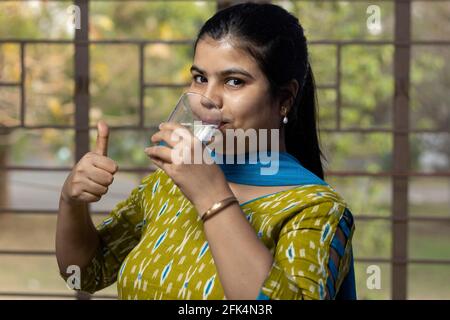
[[95, 120, 109, 156]]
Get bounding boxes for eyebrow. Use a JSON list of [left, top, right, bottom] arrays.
[[190, 65, 255, 80]]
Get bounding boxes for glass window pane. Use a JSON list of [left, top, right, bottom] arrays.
[[6, 170, 70, 211], [408, 265, 450, 299], [0, 1, 74, 39], [412, 2, 450, 41], [90, 44, 139, 127], [0, 254, 117, 297], [7, 129, 75, 167], [411, 46, 450, 130], [341, 45, 394, 129], [410, 134, 450, 174], [0, 44, 20, 82], [0, 213, 57, 252], [145, 87, 187, 125], [321, 133, 392, 172], [409, 177, 450, 218], [353, 219, 391, 259], [0, 254, 70, 294], [0, 87, 20, 126], [90, 1, 216, 40], [145, 44, 193, 84], [355, 262, 391, 300], [25, 44, 74, 126], [409, 221, 450, 261], [274, 1, 394, 41], [309, 44, 336, 85], [326, 177, 391, 218], [317, 89, 337, 129]]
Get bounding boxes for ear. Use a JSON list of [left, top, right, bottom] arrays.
[[278, 79, 299, 114]]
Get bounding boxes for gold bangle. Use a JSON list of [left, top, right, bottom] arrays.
[[200, 196, 239, 223]]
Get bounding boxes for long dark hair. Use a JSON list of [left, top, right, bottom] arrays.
[[194, 2, 327, 180]]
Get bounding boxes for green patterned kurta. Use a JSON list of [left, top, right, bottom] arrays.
[[61, 168, 355, 300]]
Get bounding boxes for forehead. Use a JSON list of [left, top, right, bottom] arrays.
[[193, 37, 262, 76]]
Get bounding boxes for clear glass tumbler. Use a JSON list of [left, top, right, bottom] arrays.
[[164, 92, 222, 144]]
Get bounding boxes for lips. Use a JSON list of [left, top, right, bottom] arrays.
[[218, 121, 229, 129]]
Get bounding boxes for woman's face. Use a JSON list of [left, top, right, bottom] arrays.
[[188, 36, 282, 135]]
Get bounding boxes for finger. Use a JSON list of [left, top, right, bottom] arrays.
[[149, 156, 167, 172], [159, 121, 186, 132], [151, 130, 178, 148], [95, 120, 109, 156], [83, 177, 109, 196], [152, 127, 192, 148], [161, 122, 194, 141], [91, 154, 119, 174], [144, 145, 174, 164], [88, 166, 115, 186], [79, 191, 101, 203]]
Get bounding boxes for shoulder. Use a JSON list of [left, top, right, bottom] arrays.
[[273, 183, 349, 214], [244, 183, 351, 222], [300, 184, 348, 207], [279, 184, 354, 234], [245, 184, 354, 238]]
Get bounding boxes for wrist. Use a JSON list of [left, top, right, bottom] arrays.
[[200, 196, 239, 223], [193, 186, 235, 216], [60, 191, 84, 209]]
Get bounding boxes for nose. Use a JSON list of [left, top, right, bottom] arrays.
[[201, 84, 223, 110]]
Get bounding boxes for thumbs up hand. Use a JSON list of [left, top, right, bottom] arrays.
[[61, 121, 119, 205]]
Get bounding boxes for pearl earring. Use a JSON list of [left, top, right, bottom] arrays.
[[282, 107, 288, 124]]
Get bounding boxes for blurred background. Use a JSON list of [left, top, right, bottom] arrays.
[[0, 0, 449, 300]]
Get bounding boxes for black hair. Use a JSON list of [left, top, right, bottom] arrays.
[[194, 2, 327, 180]]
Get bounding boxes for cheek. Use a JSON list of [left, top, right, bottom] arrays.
[[231, 97, 274, 126], [222, 79, 274, 128], [226, 96, 260, 125]]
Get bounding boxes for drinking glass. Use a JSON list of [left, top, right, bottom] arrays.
[[164, 92, 222, 144]]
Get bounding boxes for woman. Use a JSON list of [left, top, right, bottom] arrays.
[[56, 2, 356, 300]]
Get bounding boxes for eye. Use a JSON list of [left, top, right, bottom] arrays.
[[226, 78, 244, 87], [192, 75, 207, 84]]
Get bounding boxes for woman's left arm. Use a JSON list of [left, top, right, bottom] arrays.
[[194, 189, 274, 300], [145, 122, 273, 300]]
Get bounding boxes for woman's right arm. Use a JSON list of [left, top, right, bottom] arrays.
[[56, 188, 101, 274], [56, 121, 118, 277]]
